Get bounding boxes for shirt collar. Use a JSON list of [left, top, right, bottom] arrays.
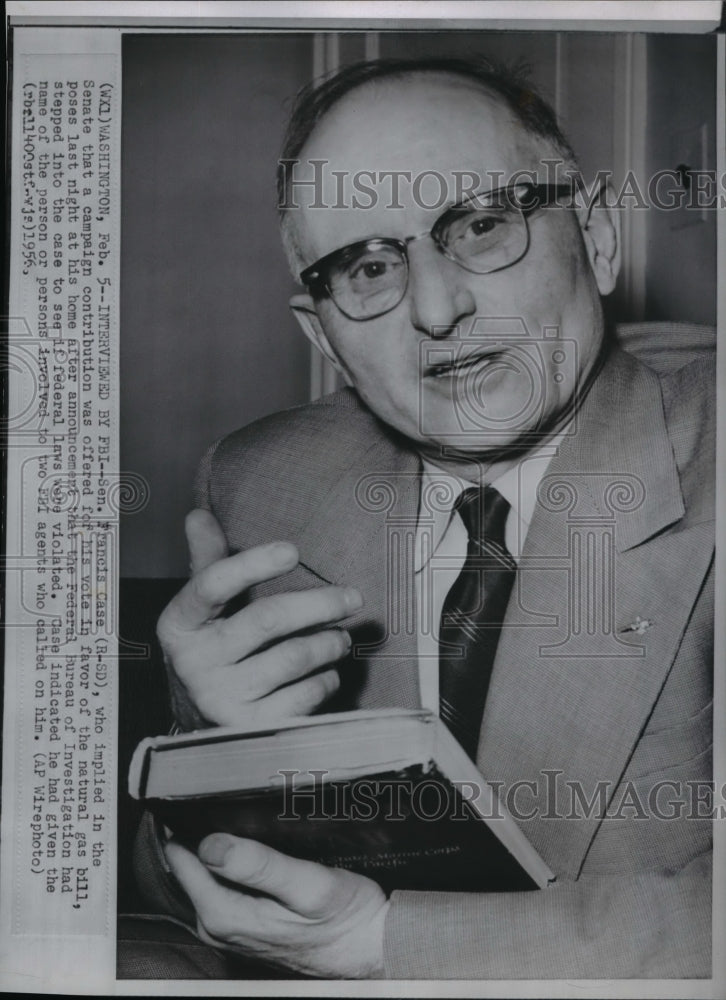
[[414, 429, 569, 572]]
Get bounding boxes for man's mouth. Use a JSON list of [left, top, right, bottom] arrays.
[[425, 346, 507, 378]]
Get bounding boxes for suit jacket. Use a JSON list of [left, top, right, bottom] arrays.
[[156, 325, 715, 979]]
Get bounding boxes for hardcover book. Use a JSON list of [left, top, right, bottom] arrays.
[[129, 708, 554, 894]]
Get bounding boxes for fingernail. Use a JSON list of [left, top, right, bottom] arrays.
[[199, 833, 234, 867], [343, 587, 363, 611], [341, 630, 352, 650]]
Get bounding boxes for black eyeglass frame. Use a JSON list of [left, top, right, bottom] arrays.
[[299, 182, 576, 320]]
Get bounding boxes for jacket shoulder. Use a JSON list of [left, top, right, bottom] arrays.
[[658, 352, 715, 447], [616, 321, 715, 377], [217, 387, 376, 461], [219, 388, 375, 461], [192, 387, 400, 532], [658, 353, 715, 527], [618, 322, 715, 496]]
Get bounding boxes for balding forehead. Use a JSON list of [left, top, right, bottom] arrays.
[[280, 71, 574, 274], [288, 75, 557, 224], [300, 71, 527, 162]]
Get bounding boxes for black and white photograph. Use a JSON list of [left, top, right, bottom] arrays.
[[3, 2, 725, 994]]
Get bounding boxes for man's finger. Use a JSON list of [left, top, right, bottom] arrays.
[[243, 630, 351, 698], [257, 668, 341, 718], [165, 839, 221, 902], [197, 835, 338, 917], [185, 509, 228, 575], [165, 839, 258, 939], [195, 667, 341, 727], [160, 541, 299, 634], [213, 586, 362, 663]]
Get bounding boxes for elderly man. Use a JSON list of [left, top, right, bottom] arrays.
[[138, 57, 714, 979]]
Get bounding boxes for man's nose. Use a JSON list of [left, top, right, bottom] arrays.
[[406, 239, 476, 338]]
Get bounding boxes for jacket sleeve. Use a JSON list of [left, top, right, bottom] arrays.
[[383, 850, 712, 979], [133, 811, 198, 926], [132, 812, 711, 978]]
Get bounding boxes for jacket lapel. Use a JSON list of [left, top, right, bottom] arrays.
[[476, 347, 714, 876]]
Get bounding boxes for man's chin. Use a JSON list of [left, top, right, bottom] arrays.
[[419, 379, 546, 440], [412, 410, 571, 471], [417, 434, 532, 468]]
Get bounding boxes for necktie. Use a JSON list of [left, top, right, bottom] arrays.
[[439, 485, 517, 759]]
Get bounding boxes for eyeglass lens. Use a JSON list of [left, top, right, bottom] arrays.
[[326, 199, 528, 320], [328, 243, 407, 319]]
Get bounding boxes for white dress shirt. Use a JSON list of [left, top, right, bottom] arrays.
[[414, 436, 566, 713]]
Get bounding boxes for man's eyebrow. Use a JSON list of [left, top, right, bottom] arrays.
[[446, 185, 508, 212], [312, 234, 398, 268], [314, 181, 531, 263]]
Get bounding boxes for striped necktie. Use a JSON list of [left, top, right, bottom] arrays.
[[439, 485, 517, 759]]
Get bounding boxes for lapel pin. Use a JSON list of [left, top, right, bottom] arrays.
[[619, 616, 654, 636]]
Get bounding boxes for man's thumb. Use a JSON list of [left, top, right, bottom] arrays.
[[185, 508, 228, 574]]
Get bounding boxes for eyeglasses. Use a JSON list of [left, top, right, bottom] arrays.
[[299, 183, 574, 321]]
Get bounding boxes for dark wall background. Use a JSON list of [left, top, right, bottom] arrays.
[[645, 34, 717, 324], [121, 34, 313, 578]]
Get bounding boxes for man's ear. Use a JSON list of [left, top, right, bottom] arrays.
[[576, 181, 621, 296], [289, 293, 344, 373]]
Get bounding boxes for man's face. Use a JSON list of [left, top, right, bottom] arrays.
[[288, 75, 619, 466]]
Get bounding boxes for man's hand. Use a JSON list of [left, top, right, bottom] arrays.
[[165, 835, 389, 979], [157, 509, 363, 727]]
